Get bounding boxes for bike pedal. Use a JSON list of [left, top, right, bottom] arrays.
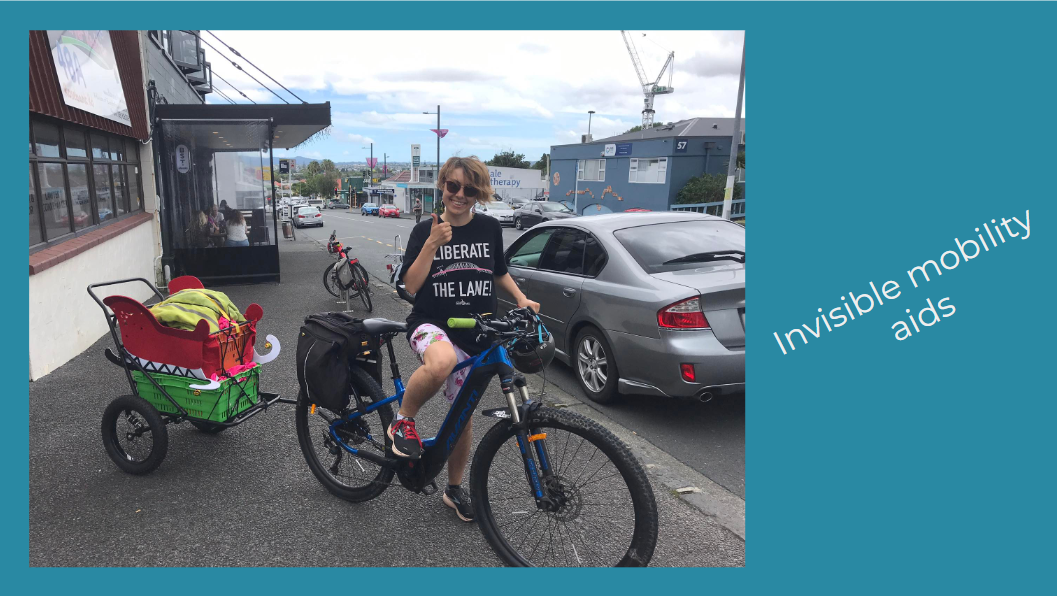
[[420, 481, 438, 496]]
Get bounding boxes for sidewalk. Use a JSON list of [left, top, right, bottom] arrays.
[[28, 239, 744, 567]]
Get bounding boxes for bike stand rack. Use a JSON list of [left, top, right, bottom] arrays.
[[338, 286, 355, 313]]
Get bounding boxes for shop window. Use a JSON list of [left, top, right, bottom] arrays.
[[114, 166, 129, 216], [29, 116, 145, 249], [628, 157, 667, 184], [67, 164, 92, 230], [94, 164, 114, 221], [38, 163, 71, 241], [91, 132, 110, 160], [35, 121, 61, 158], [66, 126, 88, 158], [170, 31, 201, 71], [29, 165, 42, 246]]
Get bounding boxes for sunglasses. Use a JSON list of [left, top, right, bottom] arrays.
[[444, 180, 480, 199]]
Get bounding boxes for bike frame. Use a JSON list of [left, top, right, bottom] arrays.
[[328, 335, 551, 500]]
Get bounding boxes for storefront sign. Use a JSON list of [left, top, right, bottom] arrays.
[[47, 31, 130, 127], [176, 145, 190, 174], [604, 144, 616, 157], [616, 143, 633, 156], [488, 165, 546, 190]]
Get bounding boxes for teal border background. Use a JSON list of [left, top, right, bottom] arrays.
[[8, 1, 1056, 591]]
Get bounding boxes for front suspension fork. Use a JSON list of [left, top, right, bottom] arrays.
[[503, 375, 555, 505]]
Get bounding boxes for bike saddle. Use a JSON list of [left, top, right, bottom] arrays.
[[361, 318, 408, 335]]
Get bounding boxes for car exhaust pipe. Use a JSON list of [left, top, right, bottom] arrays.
[[696, 391, 714, 403]]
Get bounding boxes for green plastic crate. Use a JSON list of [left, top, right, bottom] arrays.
[[131, 365, 260, 423]]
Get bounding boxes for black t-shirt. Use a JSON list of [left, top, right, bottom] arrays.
[[400, 213, 508, 354]]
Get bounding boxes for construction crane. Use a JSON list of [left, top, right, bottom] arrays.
[[620, 31, 675, 129]]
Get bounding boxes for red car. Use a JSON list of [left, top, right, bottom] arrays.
[[379, 204, 401, 218]]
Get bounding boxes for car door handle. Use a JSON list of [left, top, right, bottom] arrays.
[[515, 277, 527, 284], [563, 288, 577, 297]]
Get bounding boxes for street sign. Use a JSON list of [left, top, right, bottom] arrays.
[[279, 159, 289, 173]]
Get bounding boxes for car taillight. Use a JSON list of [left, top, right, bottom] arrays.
[[298, 215, 305, 218], [658, 297, 709, 329], [680, 363, 696, 382], [315, 213, 321, 217]]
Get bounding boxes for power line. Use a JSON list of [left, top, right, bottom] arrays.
[[206, 31, 307, 104], [194, 32, 288, 104], [212, 71, 257, 104], [212, 87, 237, 104]]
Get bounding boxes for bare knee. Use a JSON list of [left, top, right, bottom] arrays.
[[422, 342, 457, 385]]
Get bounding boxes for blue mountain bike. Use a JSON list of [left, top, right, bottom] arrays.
[[294, 308, 659, 567]]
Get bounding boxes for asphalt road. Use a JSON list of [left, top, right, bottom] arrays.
[[299, 209, 745, 498], [28, 240, 744, 567]]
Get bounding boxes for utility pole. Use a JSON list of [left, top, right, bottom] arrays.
[[588, 110, 595, 139], [722, 38, 745, 220], [424, 105, 441, 213]]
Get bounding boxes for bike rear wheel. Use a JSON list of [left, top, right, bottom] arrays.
[[295, 367, 394, 502], [470, 407, 658, 567], [353, 262, 373, 312]]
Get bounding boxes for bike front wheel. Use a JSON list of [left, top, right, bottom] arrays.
[[323, 261, 341, 298], [470, 407, 658, 567]]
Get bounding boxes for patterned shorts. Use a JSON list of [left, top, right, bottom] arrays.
[[408, 324, 471, 404]]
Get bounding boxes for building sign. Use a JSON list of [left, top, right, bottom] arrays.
[[411, 144, 421, 183], [604, 144, 616, 157], [488, 166, 547, 190], [176, 145, 190, 174], [675, 138, 689, 153], [616, 143, 633, 156], [279, 159, 290, 174], [47, 31, 130, 127]]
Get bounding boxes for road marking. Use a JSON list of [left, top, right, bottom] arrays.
[[376, 241, 383, 244], [386, 243, 393, 247]]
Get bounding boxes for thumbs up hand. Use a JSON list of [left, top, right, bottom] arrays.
[[427, 213, 452, 250]]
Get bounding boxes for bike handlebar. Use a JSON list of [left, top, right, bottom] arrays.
[[447, 318, 476, 329]]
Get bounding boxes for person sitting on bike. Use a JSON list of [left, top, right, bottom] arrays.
[[394, 156, 540, 522]]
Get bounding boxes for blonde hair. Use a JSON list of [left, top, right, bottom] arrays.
[[437, 156, 494, 205], [197, 211, 208, 227]]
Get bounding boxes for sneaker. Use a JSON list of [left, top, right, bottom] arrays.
[[387, 417, 422, 459], [442, 485, 475, 522]]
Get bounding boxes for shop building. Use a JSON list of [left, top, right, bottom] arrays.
[[548, 117, 745, 215]]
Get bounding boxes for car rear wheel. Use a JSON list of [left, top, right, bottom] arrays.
[[574, 327, 621, 404], [514, 217, 523, 230]]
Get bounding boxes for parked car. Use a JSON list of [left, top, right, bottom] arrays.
[[512, 201, 576, 230], [475, 200, 515, 226], [294, 205, 324, 228], [505, 196, 533, 209], [379, 204, 401, 218], [498, 212, 744, 404], [361, 202, 379, 216]]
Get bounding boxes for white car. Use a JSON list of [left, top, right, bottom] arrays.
[[295, 205, 324, 228], [475, 201, 516, 226]]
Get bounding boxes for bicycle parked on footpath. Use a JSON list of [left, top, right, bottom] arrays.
[[295, 307, 659, 566], [323, 230, 373, 313]]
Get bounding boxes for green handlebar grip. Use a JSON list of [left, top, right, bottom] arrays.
[[447, 318, 477, 329]]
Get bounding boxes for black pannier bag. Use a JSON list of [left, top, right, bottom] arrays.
[[295, 312, 381, 411]]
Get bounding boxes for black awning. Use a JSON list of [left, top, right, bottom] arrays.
[[155, 102, 331, 149]]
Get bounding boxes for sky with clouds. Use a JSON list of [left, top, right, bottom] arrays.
[[205, 30, 745, 164]]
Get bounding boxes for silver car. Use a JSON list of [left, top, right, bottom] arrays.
[[474, 200, 516, 226], [499, 212, 744, 404]]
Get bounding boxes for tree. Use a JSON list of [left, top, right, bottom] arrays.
[[321, 159, 336, 173], [737, 151, 745, 169], [486, 150, 530, 168], [676, 173, 744, 205], [304, 161, 323, 176], [531, 153, 549, 171]]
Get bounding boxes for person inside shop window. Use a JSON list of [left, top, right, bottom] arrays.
[[224, 210, 249, 247], [185, 211, 211, 249]]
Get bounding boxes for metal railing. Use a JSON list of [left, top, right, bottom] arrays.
[[670, 199, 745, 218]]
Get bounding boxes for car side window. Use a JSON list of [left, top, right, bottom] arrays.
[[583, 233, 607, 277], [507, 229, 555, 269], [538, 228, 586, 275]]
